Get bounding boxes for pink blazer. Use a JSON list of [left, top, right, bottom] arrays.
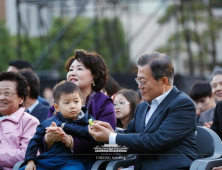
[[0, 107, 39, 170]]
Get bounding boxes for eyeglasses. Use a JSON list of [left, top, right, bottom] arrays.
[[135, 78, 155, 87], [114, 102, 130, 108], [0, 91, 17, 97]]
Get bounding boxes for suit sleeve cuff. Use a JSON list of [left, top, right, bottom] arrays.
[[109, 133, 117, 144]]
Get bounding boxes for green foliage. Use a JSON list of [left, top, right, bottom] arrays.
[[156, 1, 222, 73], [0, 21, 16, 71], [0, 17, 128, 74]]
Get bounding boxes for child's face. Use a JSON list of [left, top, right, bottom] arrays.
[[54, 92, 83, 120], [114, 93, 131, 120]]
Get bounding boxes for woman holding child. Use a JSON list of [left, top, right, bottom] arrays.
[[41, 49, 116, 168]]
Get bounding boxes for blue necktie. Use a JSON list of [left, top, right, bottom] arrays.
[[26, 110, 30, 114]]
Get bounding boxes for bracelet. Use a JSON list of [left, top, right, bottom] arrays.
[[65, 135, 72, 148]]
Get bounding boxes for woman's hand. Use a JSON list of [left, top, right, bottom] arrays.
[[25, 160, 36, 170], [45, 122, 65, 150]]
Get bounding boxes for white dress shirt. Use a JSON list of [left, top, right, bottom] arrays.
[[109, 88, 172, 144]]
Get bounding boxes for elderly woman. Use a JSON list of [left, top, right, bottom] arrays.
[[0, 71, 39, 170], [40, 49, 116, 168]]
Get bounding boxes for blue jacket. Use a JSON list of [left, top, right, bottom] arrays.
[[116, 86, 197, 170], [25, 111, 94, 162]]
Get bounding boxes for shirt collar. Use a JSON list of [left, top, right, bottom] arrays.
[[3, 107, 25, 123], [27, 100, 39, 113], [149, 87, 173, 106]]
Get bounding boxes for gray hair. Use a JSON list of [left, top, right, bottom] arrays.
[[209, 69, 222, 82]]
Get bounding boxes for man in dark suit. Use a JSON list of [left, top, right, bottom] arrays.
[[7, 60, 50, 107], [89, 52, 197, 170], [204, 69, 222, 128], [210, 101, 222, 139], [18, 69, 49, 123]]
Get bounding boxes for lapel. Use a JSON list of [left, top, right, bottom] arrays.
[[31, 103, 40, 117], [137, 102, 150, 131], [143, 86, 179, 133]]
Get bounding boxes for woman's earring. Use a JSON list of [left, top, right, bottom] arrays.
[[93, 82, 95, 86]]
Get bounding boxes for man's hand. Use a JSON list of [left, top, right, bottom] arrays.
[[204, 121, 213, 129], [93, 120, 115, 133], [88, 121, 114, 142], [25, 160, 36, 170], [212, 166, 222, 170]]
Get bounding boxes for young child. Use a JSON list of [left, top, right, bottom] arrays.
[[114, 89, 139, 129], [19, 80, 94, 170]]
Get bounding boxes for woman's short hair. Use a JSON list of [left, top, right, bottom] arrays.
[[0, 71, 28, 107], [65, 49, 108, 92], [116, 88, 139, 128]]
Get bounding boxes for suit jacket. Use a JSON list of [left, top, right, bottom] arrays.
[[30, 103, 49, 123], [116, 86, 197, 170], [37, 96, 50, 107], [211, 101, 222, 140], [198, 107, 215, 126]]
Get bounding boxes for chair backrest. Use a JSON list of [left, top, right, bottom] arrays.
[[196, 126, 222, 159]]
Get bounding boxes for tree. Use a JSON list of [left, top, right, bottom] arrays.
[[0, 17, 129, 75], [0, 21, 16, 71], [156, 0, 222, 76]]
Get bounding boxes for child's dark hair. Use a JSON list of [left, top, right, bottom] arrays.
[[53, 81, 82, 103]]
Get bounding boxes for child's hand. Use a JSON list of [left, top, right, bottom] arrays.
[[25, 160, 36, 170], [45, 122, 65, 142], [45, 122, 59, 132]]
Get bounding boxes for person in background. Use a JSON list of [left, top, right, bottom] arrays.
[[207, 68, 222, 170], [43, 87, 54, 106], [114, 89, 139, 129], [0, 71, 39, 170], [19, 81, 94, 170], [6, 60, 49, 107], [210, 69, 222, 103], [41, 49, 116, 168], [89, 52, 197, 170], [101, 75, 121, 100], [204, 69, 222, 128], [18, 69, 49, 123], [189, 80, 215, 126]]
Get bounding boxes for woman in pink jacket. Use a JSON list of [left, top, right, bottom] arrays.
[[0, 71, 39, 170]]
